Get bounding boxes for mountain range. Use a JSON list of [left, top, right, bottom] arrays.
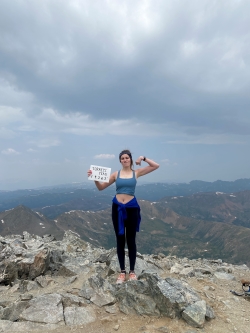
[[0, 205, 63, 240], [1, 178, 250, 218], [2, 178, 250, 265], [1, 192, 250, 265], [159, 190, 250, 228]]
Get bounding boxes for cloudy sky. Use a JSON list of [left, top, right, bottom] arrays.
[[1, 0, 250, 190]]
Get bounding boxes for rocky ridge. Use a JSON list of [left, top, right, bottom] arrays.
[[0, 230, 250, 333]]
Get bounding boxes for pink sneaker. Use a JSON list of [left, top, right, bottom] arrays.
[[128, 272, 137, 281], [116, 272, 126, 284]]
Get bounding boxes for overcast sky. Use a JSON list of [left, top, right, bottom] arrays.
[[1, 0, 250, 190]]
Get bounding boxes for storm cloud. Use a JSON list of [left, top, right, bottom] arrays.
[[1, 0, 250, 189]]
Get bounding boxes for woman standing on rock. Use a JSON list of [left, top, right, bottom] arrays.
[[87, 149, 159, 284]]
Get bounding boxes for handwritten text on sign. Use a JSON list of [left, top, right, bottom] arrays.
[[88, 165, 111, 183]]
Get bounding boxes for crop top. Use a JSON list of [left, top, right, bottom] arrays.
[[115, 170, 137, 196]]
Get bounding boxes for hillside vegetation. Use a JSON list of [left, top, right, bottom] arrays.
[[1, 178, 250, 218], [159, 190, 250, 228], [2, 200, 250, 266]]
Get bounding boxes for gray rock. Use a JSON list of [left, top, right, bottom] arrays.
[[0, 320, 13, 331], [79, 286, 95, 300], [78, 274, 115, 307], [119, 289, 159, 316], [216, 266, 230, 273], [0, 231, 216, 330], [64, 306, 96, 326], [195, 265, 213, 275], [65, 276, 77, 284], [35, 275, 47, 288], [20, 294, 33, 301], [0, 261, 18, 285], [19, 280, 39, 293], [209, 259, 222, 264], [164, 278, 199, 312], [182, 300, 206, 328], [170, 263, 183, 274], [42, 234, 56, 242], [0, 300, 12, 308], [115, 271, 203, 319], [20, 293, 64, 324], [29, 249, 50, 279], [95, 248, 116, 265], [10, 239, 25, 256], [23, 231, 33, 241], [61, 293, 86, 307], [180, 267, 195, 277], [162, 260, 172, 270], [90, 291, 115, 307], [57, 257, 90, 276], [206, 304, 215, 320], [156, 326, 169, 332], [16, 248, 50, 280], [114, 278, 159, 316], [0, 301, 29, 321], [105, 304, 118, 314], [214, 272, 236, 280], [61, 230, 89, 252], [89, 274, 105, 289]]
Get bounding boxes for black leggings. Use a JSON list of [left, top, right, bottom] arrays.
[[112, 203, 138, 271]]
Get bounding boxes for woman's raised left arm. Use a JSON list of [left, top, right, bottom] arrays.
[[135, 156, 159, 178]]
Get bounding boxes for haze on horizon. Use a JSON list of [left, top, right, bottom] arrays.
[[1, 0, 250, 190]]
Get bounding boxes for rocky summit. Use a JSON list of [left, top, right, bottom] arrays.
[[0, 231, 250, 333]]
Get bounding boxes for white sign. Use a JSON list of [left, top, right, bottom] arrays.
[[88, 165, 111, 183]]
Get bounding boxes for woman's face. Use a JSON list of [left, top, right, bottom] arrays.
[[120, 154, 131, 167]]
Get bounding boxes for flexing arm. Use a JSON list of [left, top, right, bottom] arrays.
[[135, 156, 159, 178], [87, 170, 117, 191]]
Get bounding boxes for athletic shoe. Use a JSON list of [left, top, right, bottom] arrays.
[[128, 272, 137, 281], [116, 272, 126, 284]]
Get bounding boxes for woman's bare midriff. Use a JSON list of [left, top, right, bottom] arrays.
[[116, 194, 134, 204]]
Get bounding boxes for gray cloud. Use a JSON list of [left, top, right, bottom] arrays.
[[1, 0, 250, 136], [1, 0, 250, 189]]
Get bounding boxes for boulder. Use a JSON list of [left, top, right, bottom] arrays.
[[0, 301, 29, 321], [0, 261, 18, 285], [20, 293, 64, 325], [114, 272, 203, 323], [29, 249, 50, 279], [90, 291, 116, 307], [182, 300, 207, 328], [64, 306, 96, 326], [115, 280, 159, 316], [56, 256, 94, 276]]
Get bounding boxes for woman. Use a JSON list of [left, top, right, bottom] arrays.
[[87, 149, 159, 284]]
